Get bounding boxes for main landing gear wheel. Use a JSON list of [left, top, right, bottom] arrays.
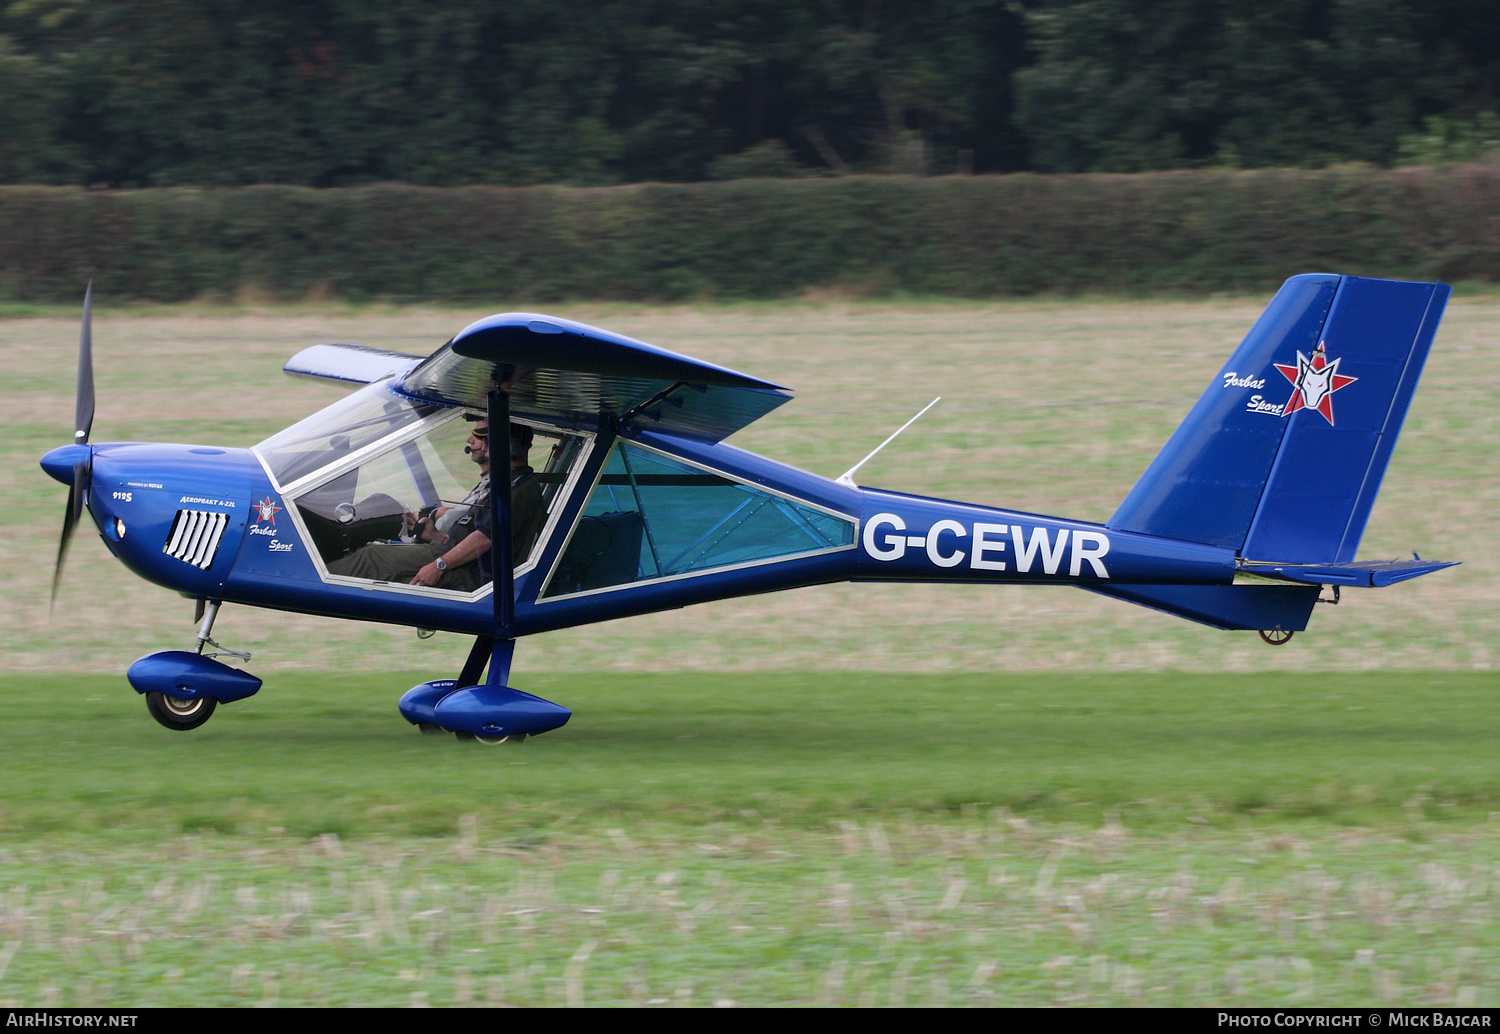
[[1258, 628, 1295, 646], [455, 731, 527, 745], [145, 691, 217, 731]]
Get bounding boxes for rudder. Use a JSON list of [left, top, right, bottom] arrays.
[[1240, 276, 1447, 563]]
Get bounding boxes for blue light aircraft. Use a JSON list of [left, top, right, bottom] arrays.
[[42, 274, 1457, 741]]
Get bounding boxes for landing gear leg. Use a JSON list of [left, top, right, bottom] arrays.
[[195, 600, 220, 653], [193, 600, 250, 660], [458, 634, 497, 688]]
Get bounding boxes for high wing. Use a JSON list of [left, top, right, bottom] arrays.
[[394, 313, 792, 443], [284, 343, 426, 385]]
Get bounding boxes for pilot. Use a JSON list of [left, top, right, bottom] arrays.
[[409, 421, 545, 588], [326, 417, 544, 591]]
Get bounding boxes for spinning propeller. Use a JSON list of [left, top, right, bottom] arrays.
[[49, 283, 96, 609]]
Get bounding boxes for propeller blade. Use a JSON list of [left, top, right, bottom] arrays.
[[51, 461, 89, 610], [194, 598, 206, 624], [75, 281, 94, 445], [52, 283, 98, 610]]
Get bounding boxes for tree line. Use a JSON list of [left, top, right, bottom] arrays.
[[1, 0, 1496, 188], [9, 167, 1497, 303]]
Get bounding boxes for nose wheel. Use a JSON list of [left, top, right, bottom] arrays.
[[145, 691, 218, 731]]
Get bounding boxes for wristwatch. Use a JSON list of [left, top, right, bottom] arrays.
[[435, 557, 448, 572]]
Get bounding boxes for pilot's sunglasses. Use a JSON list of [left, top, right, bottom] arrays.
[[469, 427, 488, 439]]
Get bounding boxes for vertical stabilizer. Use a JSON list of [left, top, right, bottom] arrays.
[[1109, 274, 1448, 563]]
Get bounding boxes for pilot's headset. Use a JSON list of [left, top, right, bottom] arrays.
[[462, 418, 488, 455], [463, 421, 531, 462]]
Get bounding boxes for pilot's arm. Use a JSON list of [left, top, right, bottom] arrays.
[[410, 529, 490, 587], [410, 474, 543, 586], [406, 505, 452, 543]]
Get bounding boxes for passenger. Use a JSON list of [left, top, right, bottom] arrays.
[[326, 418, 542, 591]]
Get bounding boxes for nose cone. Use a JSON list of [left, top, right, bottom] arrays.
[[81, 442, 258, 595], [41, 444, 91, 484]]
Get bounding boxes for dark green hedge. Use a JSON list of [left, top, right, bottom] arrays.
[[3, 166, 1498, 303]]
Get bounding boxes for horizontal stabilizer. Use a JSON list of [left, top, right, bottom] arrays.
[[1085, 583, 1321, 631], [1237, 558, 1459, 587], [284, 343, 425, 385]]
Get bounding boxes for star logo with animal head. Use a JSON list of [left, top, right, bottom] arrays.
[[254, 497, 282, 524], [1273, 342, 1357, 426]]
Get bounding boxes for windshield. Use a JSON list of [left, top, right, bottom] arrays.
[[255, 381, 438, 487]]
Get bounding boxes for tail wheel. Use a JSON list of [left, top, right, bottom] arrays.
[[145, 691, 217, 731], [1258, 629, 1294, 646]]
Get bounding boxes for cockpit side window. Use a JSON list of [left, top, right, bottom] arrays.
[[287, 411, 589, 594], [542, 441, 855, 598]]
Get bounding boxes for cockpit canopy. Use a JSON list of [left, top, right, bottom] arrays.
[[256, 380, 434, 490], [254, 314, 849, 601], [255, 382, 590, 595]]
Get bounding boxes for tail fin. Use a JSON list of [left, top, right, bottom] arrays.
[[1109, 274, 1448, 563]]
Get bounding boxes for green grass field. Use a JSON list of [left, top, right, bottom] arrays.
[[1, 297, 1496, 1005], [8, 670, 1498, 836], [1, 670, 1498, 1007]]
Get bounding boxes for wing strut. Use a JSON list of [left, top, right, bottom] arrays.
[[489, 387, 515, 630]]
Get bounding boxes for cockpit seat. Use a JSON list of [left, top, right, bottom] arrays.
[[297, 493, 407, 562], [550, 510, 644, 594]]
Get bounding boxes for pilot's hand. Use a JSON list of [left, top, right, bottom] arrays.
[[411, 561, 441, 587], [408, 508, 444, 543]]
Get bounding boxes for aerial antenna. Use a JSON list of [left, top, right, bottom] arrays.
[[835, 397, 941, 488]]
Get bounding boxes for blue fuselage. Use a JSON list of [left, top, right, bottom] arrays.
[[45, 426, 1236, 639]]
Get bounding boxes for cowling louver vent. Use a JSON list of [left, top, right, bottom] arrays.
[[163, 510, 229, 569]]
